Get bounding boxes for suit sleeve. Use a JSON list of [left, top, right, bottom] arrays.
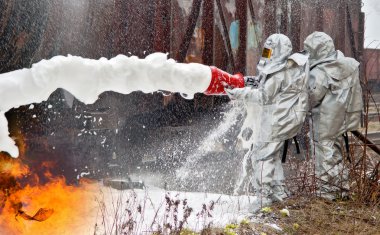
[[309, 69, 328, 108], [225, 73, 282, 104]]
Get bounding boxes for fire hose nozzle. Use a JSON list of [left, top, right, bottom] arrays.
[[204, 66, 245, 95]]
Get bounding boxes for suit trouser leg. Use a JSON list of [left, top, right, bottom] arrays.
[[314, 136, 349, 199], [252, 142, 286, 202]]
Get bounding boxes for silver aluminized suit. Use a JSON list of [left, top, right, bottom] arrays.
[[304, 32, 362, 199], [226, 34, 309, 203]]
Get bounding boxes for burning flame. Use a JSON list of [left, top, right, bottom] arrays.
[[0, 152, 99, 235]]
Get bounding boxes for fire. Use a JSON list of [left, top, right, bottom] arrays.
[[0, 153, 100, 235], [0, 155, 29, 177]]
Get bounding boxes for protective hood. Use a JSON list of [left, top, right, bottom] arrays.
[[319, 51, 360, 80], [257, 34, 292, 75], [304, 32, 336, 67]]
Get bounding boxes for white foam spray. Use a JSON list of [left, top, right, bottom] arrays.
[[0, 53, 212, 157], [176, 103, 245, 180], [238, 102, 263, 149], [175, 99, 263, 195]]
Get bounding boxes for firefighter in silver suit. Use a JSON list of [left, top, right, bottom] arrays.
[[304, 32, 362, 199], [226, 34, 309, 206]]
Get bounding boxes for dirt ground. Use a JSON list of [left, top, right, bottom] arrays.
[[188, 197, 380, 235]]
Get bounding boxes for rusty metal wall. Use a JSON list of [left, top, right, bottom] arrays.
[[167, 0, 363, 76]]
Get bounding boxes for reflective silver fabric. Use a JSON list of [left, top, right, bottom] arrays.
[[305, 32, 362, 199], [233, 142, 286, 203], [305, 32, 362, 141], [226, 53, 309, 143], [314, 137, 349, 200], [257, 34, 293, 75], [228, 34, 309, 201], [304, 32, 336, 67]]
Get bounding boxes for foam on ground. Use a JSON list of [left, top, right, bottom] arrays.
[[96, 185, 258, 234]]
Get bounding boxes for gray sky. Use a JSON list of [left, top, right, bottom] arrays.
[[362, 0, 380, 48]]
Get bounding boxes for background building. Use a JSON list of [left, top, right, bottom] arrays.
[[364, 48, 380, 90]]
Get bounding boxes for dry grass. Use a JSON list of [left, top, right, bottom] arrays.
[[192, 198, 380, 235], [273, 198, 380, 235]]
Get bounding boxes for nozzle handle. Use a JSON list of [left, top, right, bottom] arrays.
[[204, 66, 244, 95]]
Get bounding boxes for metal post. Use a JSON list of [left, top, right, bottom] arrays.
[[264, 0, 276, 39], [176, 0, 203, 62], [316, 1, 323, 31], [216, 0, 236, 71], [201, 0, 214, 65], [154, 0, 171, 53], [279, 0, 288, 34], [290, 0, 301, 52], [236, 0, 247, 74]]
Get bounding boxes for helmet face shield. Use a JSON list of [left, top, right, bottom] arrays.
[[261, 47, 272, 59], [257, 34, 292, 74]]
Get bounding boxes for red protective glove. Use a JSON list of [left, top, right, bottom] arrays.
[[204, 66, 244, 95]]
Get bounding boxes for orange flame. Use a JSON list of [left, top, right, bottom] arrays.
[[0, 155, 29, 178], [0, 153, 99, 235]]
